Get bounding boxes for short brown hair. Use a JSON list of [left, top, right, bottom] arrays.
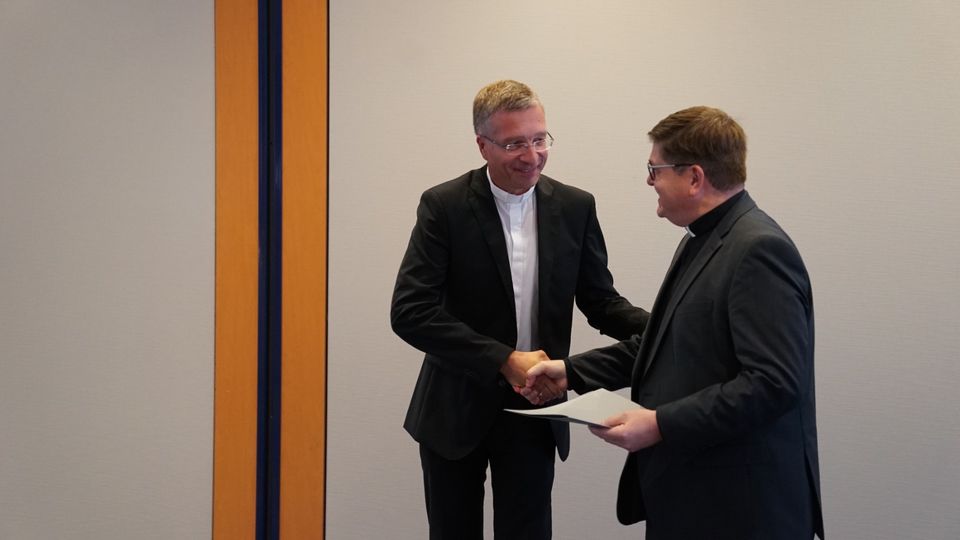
[[648, 106, 747, 191], [473, 80, 543, 135]]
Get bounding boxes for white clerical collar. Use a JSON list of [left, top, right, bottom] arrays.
[[684, 226, 696, 238], [487, 168, 535, 204]]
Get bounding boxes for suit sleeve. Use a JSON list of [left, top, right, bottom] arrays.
[[656, 234, 814, 451], [390, 190, 513, 383], [566, 333, 642, 394], [574, 196, 649, 341]]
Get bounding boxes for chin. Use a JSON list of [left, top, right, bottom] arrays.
[[516, 176, 539, 191]]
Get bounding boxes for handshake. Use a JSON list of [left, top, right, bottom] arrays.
[[500, 349, 663, 452], [500, 350, 568, 406]]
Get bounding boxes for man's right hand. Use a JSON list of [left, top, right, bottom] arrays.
[[500, 351, 564, 404], [520, 360, 568, 405], [500, 350, 548, 386]]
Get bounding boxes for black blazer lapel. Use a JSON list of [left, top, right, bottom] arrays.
[[466, 168, 515, 306], [641, 234, 722, 378], [534, 177, 559, 319], [639, 193, 758, 379], [633, 234, 689, 383]]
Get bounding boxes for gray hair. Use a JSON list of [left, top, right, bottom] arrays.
[[472, 80, 543, 135]]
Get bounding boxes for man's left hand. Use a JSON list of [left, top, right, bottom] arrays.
[[588, 408, 663, 452]]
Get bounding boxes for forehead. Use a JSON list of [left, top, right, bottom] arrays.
[[648, 143, 664, 162], [486, 106, 546, 138]]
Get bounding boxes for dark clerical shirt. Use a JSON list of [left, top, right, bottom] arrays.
[[565, 190, 747, 391], [666, 190, 746, 295]]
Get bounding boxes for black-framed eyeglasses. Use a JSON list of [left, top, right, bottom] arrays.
[[647, 162, 693, 179], [481, 132, 554, 154]]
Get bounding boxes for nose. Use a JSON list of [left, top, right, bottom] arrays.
[[518, 145, 541, 162], [646, 173, 655, 186]]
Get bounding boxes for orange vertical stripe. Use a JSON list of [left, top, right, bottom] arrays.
[[213, 1, 260, 539], [281, 0, 329, 538]]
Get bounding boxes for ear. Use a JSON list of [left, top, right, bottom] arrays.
[[687, 164, 706, 195], [476, 135, 490, 160]]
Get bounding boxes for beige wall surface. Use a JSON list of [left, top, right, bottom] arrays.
[[328, 1, 960, 538], [0, 1, 214, 539], [2, 1, 959, 538]]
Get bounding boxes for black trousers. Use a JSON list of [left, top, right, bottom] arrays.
[[418, 409, 556, 540]]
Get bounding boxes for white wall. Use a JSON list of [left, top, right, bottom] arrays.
[[0, 2, 214, 539], [2, 1, 957, 538], [329, 1, 960, 538]]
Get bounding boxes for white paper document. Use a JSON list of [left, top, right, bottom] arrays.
[[505, 389, 642, 428]]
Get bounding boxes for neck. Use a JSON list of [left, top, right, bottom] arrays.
[[692, 184, 744, 221]]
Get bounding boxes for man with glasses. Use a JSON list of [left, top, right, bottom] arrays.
[[391, 80, 648, 539], [522, 106, 824, 539]]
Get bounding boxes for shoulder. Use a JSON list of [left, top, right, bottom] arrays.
[[424, 168, 481, 197], [720, 194, 789, 246], [537, 174, 595, 204], [727, 207, 807, 275], [732, 206, 795, 247], [417, 168, 487, 209]]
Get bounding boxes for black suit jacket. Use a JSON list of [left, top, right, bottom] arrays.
[[569, 192, 824, 539], [392, 167, 647, 461]]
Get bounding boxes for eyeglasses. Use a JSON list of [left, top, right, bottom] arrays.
[[480, 132, 554, 154], [647, 162, 693, 179]]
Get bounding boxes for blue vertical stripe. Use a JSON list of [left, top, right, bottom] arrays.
[[256, 0, 282, 539]]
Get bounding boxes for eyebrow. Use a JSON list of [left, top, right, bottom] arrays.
[[505, 132, 547, 140]]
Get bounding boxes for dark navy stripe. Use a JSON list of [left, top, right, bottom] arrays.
[[256, 1, 282, 539], [322, 6, 331, 528]]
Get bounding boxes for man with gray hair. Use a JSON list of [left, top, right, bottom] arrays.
[[391, 80, 648, 539]]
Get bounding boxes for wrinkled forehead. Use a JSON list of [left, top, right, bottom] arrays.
[[484, 106, 546, 139]]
